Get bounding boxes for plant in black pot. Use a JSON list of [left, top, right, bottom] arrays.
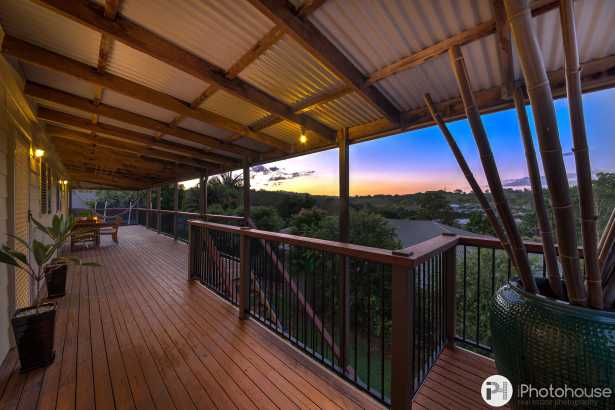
[[0, 214, 99, 372]]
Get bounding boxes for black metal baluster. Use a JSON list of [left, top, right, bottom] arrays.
[[320, 249, 325, 363], [380, 263, 385, 400], [331, 252, 336, 369], [463, 246, 467, 342], [491, 247, 496, 297], [354, 262, 359, 383], [367, 261, 371, 390], [476, 247, 481, 346]]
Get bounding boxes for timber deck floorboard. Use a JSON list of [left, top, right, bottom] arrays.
[[0, 226, 500, 409]]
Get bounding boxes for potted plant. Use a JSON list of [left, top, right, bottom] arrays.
[[0, 214, 99, 372]]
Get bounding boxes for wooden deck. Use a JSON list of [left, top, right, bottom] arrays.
[[0, 226, 499, 409]]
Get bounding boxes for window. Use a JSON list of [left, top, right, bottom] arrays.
[[40, 159, 51, 214], [56, 175, 61, 212]]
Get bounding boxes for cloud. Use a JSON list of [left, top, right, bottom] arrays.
[[252, 166, 316, 187]]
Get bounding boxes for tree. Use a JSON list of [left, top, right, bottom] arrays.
[[277, 193, 316, 220], [519, 211, 539, 240], [249, 206, 284, 232], [415, 191, 457, 225], [594, 172, 615, 234], [465, 212, 495, 236], [289, 208, 401, 250]]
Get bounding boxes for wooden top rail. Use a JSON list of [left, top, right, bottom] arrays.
[[458, 235, 585, 258], [133, 208, 245, 222], [189, 220, 460, 268]]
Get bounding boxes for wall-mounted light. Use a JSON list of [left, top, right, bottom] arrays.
[[299, 127, 307, 144], [34, 148, 45, 158]]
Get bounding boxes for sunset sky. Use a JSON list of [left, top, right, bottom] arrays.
[[183, 88, 615, 196]]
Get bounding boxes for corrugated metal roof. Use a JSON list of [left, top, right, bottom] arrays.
[[98, 116, 157, 136], [119, 0, 275, 71], [101, 89, 176, 123], [33, 99, 92, 120], [106, 42, 209, 103], [0, 0, 101, 67], [261, 120, 302, 145], [201, 91, 270, 126], [309, 0, 492, 75], [233, 136, 271, 153], [22, 63, 98, 100], [161, 135, 210, 151], [176, 117, 235, 140], [307, 91, 382, 129], [239, 35, 344, 106]]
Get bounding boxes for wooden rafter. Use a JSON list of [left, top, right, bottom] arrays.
[[25, 82, 256, 158], [348, 54, 615, 143], [92, 0, 122, 122], [34, 0, 337, 142], [162, 26, 286, 138], [47, 125, 217, 175], [251, 85, 353, 131], [3, 36, 291, 152], [492, 0, 514, 98], [247, 0, 401, 125], [38, 108, 238, 167]]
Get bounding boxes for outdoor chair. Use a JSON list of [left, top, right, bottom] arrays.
[[100, 216, 122, 243]]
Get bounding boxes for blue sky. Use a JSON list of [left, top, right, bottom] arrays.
[[185, 88, 615, 196]]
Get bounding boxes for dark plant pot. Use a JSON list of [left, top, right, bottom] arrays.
[[12, 302, 56, 372], [45, 264, 67, 298], [490, 280, 615, 409]]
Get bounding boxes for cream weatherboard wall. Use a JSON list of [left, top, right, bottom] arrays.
[[0, 43, 69, 363]]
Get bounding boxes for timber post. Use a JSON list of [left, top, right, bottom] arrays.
[[391, 262, 414, 410]]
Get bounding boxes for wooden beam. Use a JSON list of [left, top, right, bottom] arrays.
[[247, 0, 401, 125], [38, 107, 238, 166], [48, 126, 206, 174], [34, 0, 336, 142], [368, 20, 496, 85], [251, 85, 353, 131], [93, 0, 122, 118], [161, 26, 287, 138], [4, 36, 291, 152], [46, 123, 217, 172], [492, 0, 514, 98], [25, 82, 256, 158], [296, 0, 327, 17], [348, 54, 615, 142]]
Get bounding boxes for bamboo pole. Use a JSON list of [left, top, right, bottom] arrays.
[[448, 46, 536, 293], [512, 87, 563, 298], [559, 0, 602, 309], [599, 208, 615, 266], [504, 0, 586, 305], [424, 93, 513, 262]]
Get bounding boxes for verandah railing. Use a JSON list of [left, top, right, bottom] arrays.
[[112, 211, 571, 407], [188, 220, 458, 408], [453, 236, 584, 355]]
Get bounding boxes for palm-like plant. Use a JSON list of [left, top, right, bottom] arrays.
[[209, 172, 243, 189], [0, 214, 99, 312]]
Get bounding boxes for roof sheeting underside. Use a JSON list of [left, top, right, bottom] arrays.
[[0, 0, 613, 188]]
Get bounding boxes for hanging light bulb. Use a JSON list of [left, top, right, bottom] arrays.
[[299, 127, 307, 144], [34, 148, 45, 158]]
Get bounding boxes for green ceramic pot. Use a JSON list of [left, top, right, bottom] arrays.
[[490, 280, 615, 409]]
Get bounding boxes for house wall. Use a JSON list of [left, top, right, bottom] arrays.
[[0, 49, 69, 364]]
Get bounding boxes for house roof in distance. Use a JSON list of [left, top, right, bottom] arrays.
[[387, 219, 484, 248]]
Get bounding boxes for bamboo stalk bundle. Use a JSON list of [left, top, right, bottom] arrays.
[[559, 0, 602, 309], [504, 0, 586, 305], [448, 46, 536, 294], [424, 93, 514, 262], [512, 87, 563, 298]]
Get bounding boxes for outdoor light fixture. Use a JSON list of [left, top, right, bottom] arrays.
[[34, 148, 45, 158], [299, 127, 307, 144]]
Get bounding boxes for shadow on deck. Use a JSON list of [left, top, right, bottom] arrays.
[[0, 226, 499, 409]]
